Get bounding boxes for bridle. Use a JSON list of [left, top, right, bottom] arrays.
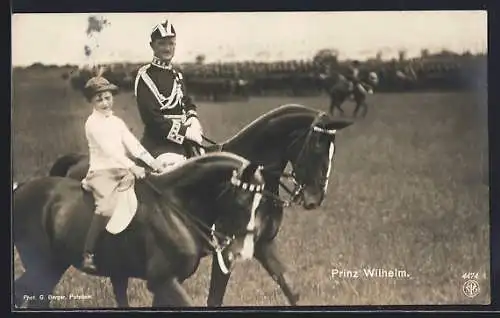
[[142, 166, 264, 275], [143, 111, 338, 274], [201, 111, 337, 208], [265, 112, 337, 207]]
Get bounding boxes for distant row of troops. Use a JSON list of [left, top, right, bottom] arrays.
[[68, 57, 472, 102]]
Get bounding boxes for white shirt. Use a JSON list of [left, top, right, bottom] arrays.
[[85, 109, 154, 171]]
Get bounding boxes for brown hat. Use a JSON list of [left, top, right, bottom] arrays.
[[83, 76, 119, 100]]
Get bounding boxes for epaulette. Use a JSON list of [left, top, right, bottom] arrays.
[[134, 64, 151, 97], [172, 67, 184, 81]]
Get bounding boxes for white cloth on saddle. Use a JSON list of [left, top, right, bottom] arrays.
[[155, 152, 187, 174], [106, 184, 138, 234], [80, 151, 192, 233], [81, 170, 138, 235]]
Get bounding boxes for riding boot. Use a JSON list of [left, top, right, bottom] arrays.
[[82, 214, 109, 271]]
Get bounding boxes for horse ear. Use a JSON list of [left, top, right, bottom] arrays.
[[322, 117, 355, 131]]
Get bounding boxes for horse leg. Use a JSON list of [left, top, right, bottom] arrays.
[[14, 271, 37, 308], [360, 102, 368, 118], [15, 264, 68, 308], [353, 100, 367, 118], [336, 103, 345, 117], [150, 277, 194, 307], [332, 97, 345, 117], [254, 241, 300, 305], [353, 102, 361, 118], [110, 276, 129, 307], [143, 224, 200, 308], [15, 237, 69, 309], [328, 97, 336, 116], [145, 255, 194, 308], [206, 254, 232, 307]]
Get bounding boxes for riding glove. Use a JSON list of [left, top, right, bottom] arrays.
[[185, 125, 203, 145]]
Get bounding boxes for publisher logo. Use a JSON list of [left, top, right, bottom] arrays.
[[462, 280, 480, 298]]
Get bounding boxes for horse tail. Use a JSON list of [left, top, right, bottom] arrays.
[[48, 153, 86, 177]]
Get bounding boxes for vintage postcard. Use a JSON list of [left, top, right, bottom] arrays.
[[11, 11, 489, 308]]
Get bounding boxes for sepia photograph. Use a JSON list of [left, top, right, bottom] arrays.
[[12, 11, 489, 308]]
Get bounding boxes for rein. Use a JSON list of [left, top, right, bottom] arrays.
[[199, 111, 332, 208], [202, 134, 220, 146], [142, 177, 233, 253], [200, 135, 295, 207], [141, 170, 263, 274]]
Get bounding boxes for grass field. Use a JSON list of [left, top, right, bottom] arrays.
[[12, 68, 490, 307]]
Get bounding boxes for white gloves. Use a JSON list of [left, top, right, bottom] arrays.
[[185, 125, 202, 145], [185, 117, 203, 134], [184, 117, 203, 145]]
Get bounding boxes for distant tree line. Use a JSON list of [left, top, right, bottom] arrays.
[[18, 49, 486, 101]]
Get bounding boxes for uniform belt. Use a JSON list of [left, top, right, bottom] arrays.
[[163, 114, 186, 122]]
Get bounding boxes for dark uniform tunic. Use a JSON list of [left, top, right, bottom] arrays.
[[134, 57, 199, 157], [345, 66, 360, 90]]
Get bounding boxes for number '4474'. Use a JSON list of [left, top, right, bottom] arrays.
[[462, 272, 479, 280]]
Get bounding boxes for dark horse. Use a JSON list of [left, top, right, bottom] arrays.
[[321, 71, 379, 118], [47, 104, 354, 306], [13, 152, 266, 308]]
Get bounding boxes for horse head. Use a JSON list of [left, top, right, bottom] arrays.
[[148, 152, 265, 273], [214, 159, 265, 271], [220, 104, 354, 211], [283, 109, 354, 209]]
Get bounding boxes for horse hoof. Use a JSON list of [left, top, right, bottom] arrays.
[[207, 301, 222, 307], [289, 292, 300, 306]]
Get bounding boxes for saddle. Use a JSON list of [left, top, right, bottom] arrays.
[[156, 152, 187, 173]]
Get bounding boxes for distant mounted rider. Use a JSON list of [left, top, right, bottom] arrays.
[[134, 19, 204, 171], [344, 60, 377, 98], [324, 59, 379, 117]]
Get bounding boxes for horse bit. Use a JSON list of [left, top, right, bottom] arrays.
[[254, 112, 337, 208]]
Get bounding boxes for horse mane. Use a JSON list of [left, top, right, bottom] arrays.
[[148, 152, 250, 186], [221, 104, 319, 145]]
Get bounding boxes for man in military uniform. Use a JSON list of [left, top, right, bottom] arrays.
[[345, 60, 361, 96], [134, 20, 204, 170]]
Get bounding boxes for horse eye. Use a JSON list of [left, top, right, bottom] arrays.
[[314, 137, 325, 150]]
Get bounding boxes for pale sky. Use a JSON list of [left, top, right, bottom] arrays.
[[12, 11, 487, 66]]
